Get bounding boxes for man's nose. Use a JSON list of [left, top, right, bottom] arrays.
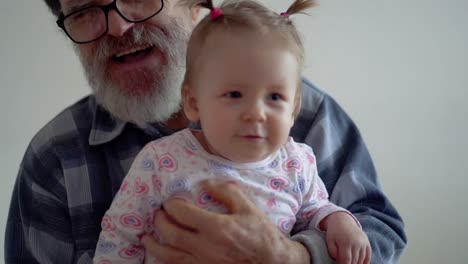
[[242, 101, 266, 122], [107, 10, 135, 37]]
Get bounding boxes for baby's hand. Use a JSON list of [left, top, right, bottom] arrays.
[[320, 212, 371, 264]]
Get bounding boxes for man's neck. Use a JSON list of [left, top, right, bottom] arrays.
[[164, 111, 190, 130]]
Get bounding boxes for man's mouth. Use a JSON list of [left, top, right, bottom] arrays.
[[111, 45, 154, 63]]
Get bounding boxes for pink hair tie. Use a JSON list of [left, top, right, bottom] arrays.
[[211, 8, 223, 20], [280, 12, 289, 17]]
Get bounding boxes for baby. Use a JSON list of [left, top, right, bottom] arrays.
[[94, 0, 371, 263]]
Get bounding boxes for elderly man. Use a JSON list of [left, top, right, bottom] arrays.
[[5, 0, 407, 263]]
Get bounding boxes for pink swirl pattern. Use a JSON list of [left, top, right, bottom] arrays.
[[159, 154, 178, 172], [269, 177, 289, 191], [291, 204, 299, 214], [197, 191, 219, 207], [282, 157, 303, 172], [147, 196, 160, 209], [293, 177, 305, 193], [96, 239, 116, 254], [134, 177, 149, 196], [101, 214, 116, 231], [141, 156, 154, 171], [118, 244, 142, 259], [168, 179, 189, 194], [184, 147, 195, 156], [306, 153, 316, 164], [120, 181, 128, 192], [120, 213, 143, 229], [278, 218, 295, 233], [185, 138, 198, 151], [152, 174, 162, 194], [209, 160, 233, 172], [267, 197, 276, 208], [317, 190, 327, 200], [268, 160, 279, 168]]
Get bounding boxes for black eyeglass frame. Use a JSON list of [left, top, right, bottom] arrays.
[[56, 0, 164, 44]]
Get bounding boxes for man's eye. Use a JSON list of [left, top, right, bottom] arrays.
[[69, 11, 88, 23], [68, 9, 95, 25], [225, 91, 242, 98]]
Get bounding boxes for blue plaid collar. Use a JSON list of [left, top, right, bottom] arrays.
[[86, 96, 180, 145], [88, 96, 127, 146]]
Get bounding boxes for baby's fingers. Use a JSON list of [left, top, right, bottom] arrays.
[[352, 245, 366, 264], [337, 246, 352, 264], [356, 244, 371, 264], [356, 246, 367, 264], [327, 240, 339, 260], [353, 242, 372, 264]]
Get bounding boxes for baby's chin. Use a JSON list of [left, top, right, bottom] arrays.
[[221, 151, 271, 164]]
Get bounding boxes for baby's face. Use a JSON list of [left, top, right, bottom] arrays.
[[186, 29, 299, 163]]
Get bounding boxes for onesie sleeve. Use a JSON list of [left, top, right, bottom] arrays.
[[293, 147, 360, 233], [93, 143, 164, 263]]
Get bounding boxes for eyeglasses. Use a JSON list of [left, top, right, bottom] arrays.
[[56, 0, 164, 44]]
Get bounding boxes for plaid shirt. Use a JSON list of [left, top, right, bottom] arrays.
[[5, 79, 407, 263]]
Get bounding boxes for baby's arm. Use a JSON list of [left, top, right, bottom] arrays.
[[295, 149, 371, 264], [93, 146, 163, 263], [320, 211, 371, 264]]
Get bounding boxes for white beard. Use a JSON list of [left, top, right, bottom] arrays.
[[76, 19, 191, 126]]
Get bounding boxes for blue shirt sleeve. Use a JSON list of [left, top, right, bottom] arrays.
[[5, 140, 76, 263], [290, 78, 407, 263]]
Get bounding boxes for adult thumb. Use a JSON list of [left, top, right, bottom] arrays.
[[202, 180, 254, 214]]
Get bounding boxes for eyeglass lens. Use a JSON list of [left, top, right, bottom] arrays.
[[63, 0, 162, 43]]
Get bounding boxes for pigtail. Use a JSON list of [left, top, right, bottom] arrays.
[[199, 0, 216, 10], [285, 0, 318, 16], [182, 0, 223, 20]]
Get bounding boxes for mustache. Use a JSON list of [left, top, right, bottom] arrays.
[[90, 24, 171, 61], [75, 18, 192, 124]]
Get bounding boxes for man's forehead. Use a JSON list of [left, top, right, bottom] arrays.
[[60, 0, 81, 8], [60, 0, 107, 12]]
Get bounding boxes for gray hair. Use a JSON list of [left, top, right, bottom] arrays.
[[44, 0, 61, 17]]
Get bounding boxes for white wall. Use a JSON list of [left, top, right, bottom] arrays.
[[1, 0, 467, 263]]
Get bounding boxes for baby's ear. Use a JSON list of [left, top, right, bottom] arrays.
[[182, 84, 200, 122]]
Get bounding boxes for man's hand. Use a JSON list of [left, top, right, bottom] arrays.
[[141, 180, 311, 264]]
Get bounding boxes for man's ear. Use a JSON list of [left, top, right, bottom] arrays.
[[182, 84, 200, 122], [191, 7, 201, 24]]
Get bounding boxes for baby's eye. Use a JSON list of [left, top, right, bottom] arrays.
[[269, 93, 283, 101], [224, 91, 242, 98]]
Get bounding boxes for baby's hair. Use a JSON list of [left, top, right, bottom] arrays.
[[284, 0, 317, 16], [182, 0, 318, 118]]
